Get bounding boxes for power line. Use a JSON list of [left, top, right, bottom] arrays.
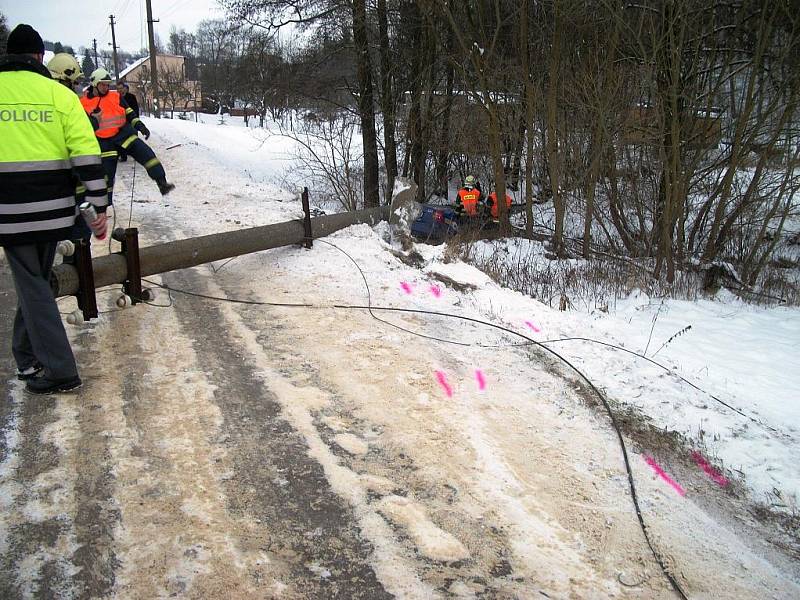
[[118, 0, 134, 21]]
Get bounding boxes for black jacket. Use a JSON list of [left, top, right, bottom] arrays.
[[123, 91, 140, 116]]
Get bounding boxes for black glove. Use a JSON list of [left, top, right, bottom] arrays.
[[139, 125, 151, 140]]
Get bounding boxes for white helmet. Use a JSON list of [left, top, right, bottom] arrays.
[[90, 67, 112, 86], [48, 53, 82, 83]]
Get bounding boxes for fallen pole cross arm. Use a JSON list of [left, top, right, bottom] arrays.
[[51, 205, 390, 307]]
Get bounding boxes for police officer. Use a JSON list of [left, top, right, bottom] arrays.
[[116, 81, 140, 116], [80, 67, 175, 203], [1, 24, 109, 394]]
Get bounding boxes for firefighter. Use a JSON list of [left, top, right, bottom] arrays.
[[115, 82, 139, 162], [455, 175, 482, 218], [1, 24, 109, 394], [80, 67, 175, 203], [486, 190, 513, 222], [465, 174, 482, 196], [47, 53, 98, 243], [46, 52, 82, 93]]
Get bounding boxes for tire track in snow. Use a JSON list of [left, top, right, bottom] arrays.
[[166, 266, 398, 598], [0, 383, 82, 597], [205, 257, 599, 597], [99, 279, 279, 598]]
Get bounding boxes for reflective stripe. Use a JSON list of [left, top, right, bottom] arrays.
[[98, 115, 126, 130], [90, 195, 109, 208], [76, 185, 87, 193], [120, 135, 138, 149], [0, 215, 75, 234], [144, 158, 161, 170], [125, 107, 134, 114], [83, 178, 107, 191], [70, 155, 102, 167], [101, 151, 118, 158], [0, 196, 74, 215], [0, 159, 71, 172], [131, 117, 141, 126]]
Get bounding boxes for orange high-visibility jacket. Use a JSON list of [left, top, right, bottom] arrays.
[[80, 90, 126, 138], [487, 191, 512, 218], [457, 188, 481, 216]]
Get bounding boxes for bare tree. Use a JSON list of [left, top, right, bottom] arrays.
[[158, 62, 197, 118], [223, 0, 381, 208]]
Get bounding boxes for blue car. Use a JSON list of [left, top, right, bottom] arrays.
[[410, 204, 460, 243]]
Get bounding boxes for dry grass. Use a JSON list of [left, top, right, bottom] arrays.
[[451, 235, 800, 310]]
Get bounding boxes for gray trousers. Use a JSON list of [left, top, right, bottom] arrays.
[[2, 242, 78, 380]]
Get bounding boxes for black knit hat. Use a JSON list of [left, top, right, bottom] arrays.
[[6, 24, 45, 55]]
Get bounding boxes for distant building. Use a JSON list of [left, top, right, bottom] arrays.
[[119, 54, 202, 116]]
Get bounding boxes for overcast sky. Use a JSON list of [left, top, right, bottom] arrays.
[[1, 0, 224, 54]]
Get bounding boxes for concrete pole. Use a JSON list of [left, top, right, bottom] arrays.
[[51, 206, 390, 298]]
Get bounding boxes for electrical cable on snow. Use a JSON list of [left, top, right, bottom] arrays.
[[139, 240, 690, 600], [539, 336, 778, 434], [143, 271, 773, 435], [478, 334, 777, 435], [305, 241, 692, 599], [128, 161, 136, 229]]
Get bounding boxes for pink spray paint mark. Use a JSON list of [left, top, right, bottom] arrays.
[[525, 320, 541, 333], [429, 284, 442, 298], [435, 370, 453, 398], [475, 369, 486, 391], [644, 456, 686, 497], [691, 451, 729, 487], [400, 281, 413, 295]]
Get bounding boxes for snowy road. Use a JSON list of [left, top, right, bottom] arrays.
[[1, 121, 799, 598]]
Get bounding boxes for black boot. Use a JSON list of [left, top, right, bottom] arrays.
[[157, 179, 175, 195], [26, 374, 82, 394]]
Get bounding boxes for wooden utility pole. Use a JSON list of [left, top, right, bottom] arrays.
[[145, 0, 160, 117], [92, 38, 98, 67], [109, 15, 120, 80]]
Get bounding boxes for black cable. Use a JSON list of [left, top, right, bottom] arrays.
[[141, 277, 306, 307], [140, 274, 772, 433], [139, 282, 174, 308], [140, 241, 689, 599], [468, 331, 777, 435], [209, 256, 240, 274], [104, 155, 136, 255], [262, 239, 768, 431], [539, 337, 779, 434], [128, 161, 136, 229], [107, 203, 117, 254], [57, 285, 122, 302], [317, 241, 694, 599], [316, 239, 476, 346]]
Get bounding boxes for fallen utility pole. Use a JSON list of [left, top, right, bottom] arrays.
[[51, 205, 389, 299]]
